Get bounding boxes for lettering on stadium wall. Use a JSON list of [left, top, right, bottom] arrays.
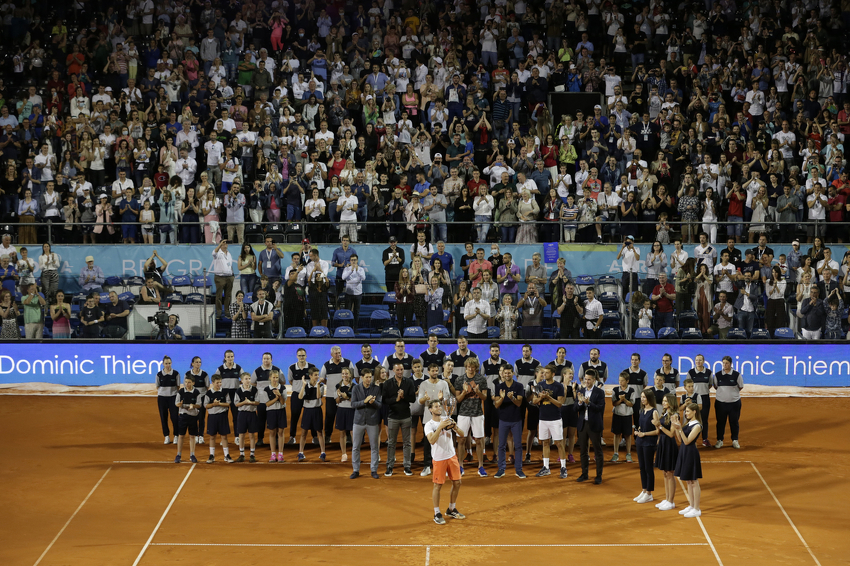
[[0, 355, 163, 376]]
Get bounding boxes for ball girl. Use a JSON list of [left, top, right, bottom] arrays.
[[674, 402, 704, 518], [155, 355, 180, 444], [185, 356, 210, 445], [262, 370, 288, 463], [652, 393, 680, 511], [297, 367, 327, 462], [610, 371, 635, 463], [234, 372, 261, 463], [336, 368, 356, 462], [633, 388, 659, 504]]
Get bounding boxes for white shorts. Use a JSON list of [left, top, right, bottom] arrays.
[[538, 419, 564, 442], [456, 415, 485, 439]]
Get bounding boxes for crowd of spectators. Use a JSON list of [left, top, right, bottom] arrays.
[[1, 0, 850, 340], [0, 0, 849, 248]]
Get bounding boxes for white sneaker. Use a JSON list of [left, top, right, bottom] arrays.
[[198, 436, 205, 445], [600, 438, 607, 446], [532, 437, 540, 447], [633, 492, 646, 502], [164, 436, 171, 445], [714, 440, 723, 449], [679, 506, 694, 515], [635, 492, 649, 504], [732, 440, 741, 449], [684, 509, 702, 518], [638, 493, 653, 504], [655, 500, 667, 508], [288, 437, 296, 445], [420, 466, 431, 476], [659, 501, 676, 511]]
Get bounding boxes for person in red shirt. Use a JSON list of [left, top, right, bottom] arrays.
[[826, 185, 846, 243], [837, 101, 850, 136], [650, 272, 676, 330], [832, 171, 850, 200], [467, 248, 492, 288], [726, 182, 746, 243], [466, 169, 488, 197]]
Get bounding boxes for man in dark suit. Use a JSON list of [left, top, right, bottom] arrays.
[[576, 368, 605, 484]]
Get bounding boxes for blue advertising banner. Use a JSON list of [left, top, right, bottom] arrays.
[[42, 242, 820, 295], [1, 342, 847, 387]]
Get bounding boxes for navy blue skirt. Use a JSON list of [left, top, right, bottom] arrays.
[[335, 407, 355, 431]]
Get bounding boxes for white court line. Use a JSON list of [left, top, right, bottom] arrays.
[[750, 463, 822, 566], [425, 545, 430, 566], [132, 464, 195, 566], [150, 543, 709, 548], [32, 467, 112, 566], [677, 478, 724, 566]]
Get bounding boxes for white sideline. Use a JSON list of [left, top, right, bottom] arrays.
[[32, 467, 112, 566], [150, 543, 710, 548], [677, 478, 724, 566], [132, 463, 195, 566], [751, 463, 822, 566]]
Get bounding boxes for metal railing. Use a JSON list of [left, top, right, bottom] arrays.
[[0, 218, 834, 245]]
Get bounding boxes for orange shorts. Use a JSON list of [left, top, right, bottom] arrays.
[[432, 455, 462, 485]]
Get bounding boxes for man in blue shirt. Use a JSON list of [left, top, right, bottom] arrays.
[[119, 188, 140, 244], [444, 74, 466, 127], [350, 172, 370, 222], [413, 171, 431, 198], [258, 236, 284, 285], [365, 67, 390, 103], [430, 240, 453, 274], [332, 235, 356, 307], [341, 254, 366, 329]]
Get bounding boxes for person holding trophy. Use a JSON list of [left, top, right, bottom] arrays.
[[424, 397, 465, 525]]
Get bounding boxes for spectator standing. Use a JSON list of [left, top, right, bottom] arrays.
[[78, 256, 105, 294], [211, 240, 235, 319], [799, 286, 826, 340], [650, 273, 675, 330]]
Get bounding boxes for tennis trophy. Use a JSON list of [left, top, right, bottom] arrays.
[[440, 395, 457, 431]]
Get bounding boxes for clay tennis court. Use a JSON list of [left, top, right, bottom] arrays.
[[3, 395, 847, 566]]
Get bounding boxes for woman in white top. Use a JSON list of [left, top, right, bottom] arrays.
[[478, 270, 499, 325], [339, 157, 358, 186], [765, 266, 788, 336], [796, 271, 814, 305], [86, 138, 107, 188], [701, 187, 718, 243], [39, 181, 62, 221], [304, 187, 326, 244], [473, 185, 495, 243], [159, 136, 178, 178]]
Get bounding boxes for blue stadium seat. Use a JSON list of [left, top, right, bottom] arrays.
[[727, 328, 748, 340], [428, 325, 450, 338], [333, 326, 355, 338], [403, 326, 425, 338], [170, 275, 192, 287], [678, 310, 698, 329], [381, 328, 402, 340], [99, 292, 111, 304], [118, 291, 136, 305], [370, 309, 393, 336], [487, 326, 501, 339], [600, 328, 623, 339], [104, 276, 122, 287], [185, 293, 205, 305], [166, 292, 184, 304], [332, 309, 355, 330], [634, 328, 655, 339], [242, 292, 253, 303], [773, 327, 795, 340], [458, 327, 469, 337], [751, 328, 771, 340], [599, 291, 621, 310], [657, 327, 678, 339], [602, 311, 621, 328], [383, 292, 397, 305], [285, 327, 307, 339], [680, 328, 703, 339], [309, 326, 330, 338]]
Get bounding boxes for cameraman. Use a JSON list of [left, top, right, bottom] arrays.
[[161, 313, 185, 340]]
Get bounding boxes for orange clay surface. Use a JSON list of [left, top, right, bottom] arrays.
[[1, 396, 848, 566]]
